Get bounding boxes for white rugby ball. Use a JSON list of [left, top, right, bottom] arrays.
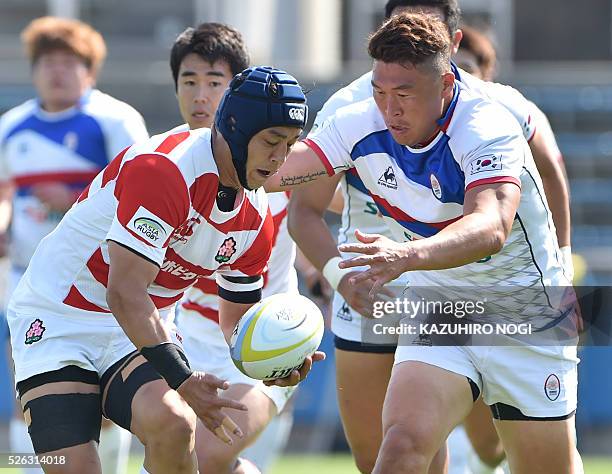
[[229, 293, 324, 381]]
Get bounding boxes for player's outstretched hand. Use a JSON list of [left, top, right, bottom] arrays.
[[177, 371, 247, 445], [338, 230, 412, 299], [263, 351, 326, 387], [337, 271, 393, 318]]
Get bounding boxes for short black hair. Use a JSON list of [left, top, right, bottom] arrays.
[[170, 22, 249, 90], [384, 0, 461, 36]]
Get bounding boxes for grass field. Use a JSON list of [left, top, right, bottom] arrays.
[[0, 454, 610, 472]]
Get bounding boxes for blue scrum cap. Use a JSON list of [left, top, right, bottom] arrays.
[[215, 66, 308, 189]]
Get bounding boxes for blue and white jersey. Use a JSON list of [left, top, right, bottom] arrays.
[[0, 89, 148, 268], [305, 84, 568, 293], [310, 66, 537, 248]]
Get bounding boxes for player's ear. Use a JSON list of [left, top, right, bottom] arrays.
[[451, 29, 463, 55], [441, 72, 455, 98]]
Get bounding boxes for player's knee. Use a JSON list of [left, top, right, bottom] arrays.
[[142, 402, 196, 452], [380, 423, 435, 469]]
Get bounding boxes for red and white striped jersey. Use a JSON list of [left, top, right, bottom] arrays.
[[9, 127, 273, 322], [180, 191, 298, 323]]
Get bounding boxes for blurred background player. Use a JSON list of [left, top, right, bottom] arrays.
[[287, 1, 572, 473], [0, 16, 148, 474], [169, 23, 304, 474], [452, 24, 496, 81]]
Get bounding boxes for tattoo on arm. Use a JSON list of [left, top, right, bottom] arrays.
[[279, 170, 328, 187]]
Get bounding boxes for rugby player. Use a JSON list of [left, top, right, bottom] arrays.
[[0, 16, 148, 474], [285, 1, 572, 473], [7, 66, 320, 474], [269, 12, 581, 474], [170, 23, 299, 474]]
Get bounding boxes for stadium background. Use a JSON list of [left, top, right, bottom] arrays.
[[0, 0, 611, 472]]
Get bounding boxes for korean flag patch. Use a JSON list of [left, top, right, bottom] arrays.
[[470, 155, 502, 175]]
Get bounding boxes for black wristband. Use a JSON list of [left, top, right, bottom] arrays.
[[140, 342, 193, 390]]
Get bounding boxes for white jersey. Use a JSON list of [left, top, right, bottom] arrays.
[[311, 65, 537, 246], [306, 84, 569, 298], [180, 191, 298, 323], [0, 89, 148, 269], [9, 128, 273, 322]]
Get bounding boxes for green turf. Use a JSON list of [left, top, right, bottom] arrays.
[[269, 454, 612, 474], [1, 454, 609, 472]]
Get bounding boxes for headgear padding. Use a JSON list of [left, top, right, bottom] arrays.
[[215, 66, 308, 189]]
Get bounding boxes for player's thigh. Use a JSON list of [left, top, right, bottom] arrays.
[[494, 416, 581, 474], [195, 383, 276, 462], [335, 346, 394, 455], [463, 397, 504, 463], [16, 367, 103, 473], [383, 350, 477, 447], [100, 351, 194, 443]]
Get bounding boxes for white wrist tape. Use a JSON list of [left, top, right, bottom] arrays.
[[560, 246, 574, 281], [322, 256, 352, 291]]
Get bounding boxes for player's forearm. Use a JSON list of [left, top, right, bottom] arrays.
[[540, 174, 571, 247], [406, 214, 506, 271], [107, 288, 172, 349], [287, 200, 340, 271]]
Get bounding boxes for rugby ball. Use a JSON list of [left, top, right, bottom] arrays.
[[229, 293, 324, 380]]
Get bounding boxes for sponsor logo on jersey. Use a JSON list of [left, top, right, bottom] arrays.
[[134, 217, 167, 244], [171, 217, 201, 244], [430, 173, 442, 199], [289, 107, 305, 121], [470, 155, 502, 175], [127, 206, 173, 248], [160, 260, 198, 281], [215, 237, 237, 263], [336, 302, 352, 321], [544, 373, 561, 401], [25, 318, 45, 345], [378, 166, 398, 189]]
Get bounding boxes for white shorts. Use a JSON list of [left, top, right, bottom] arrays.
[[8, 303, 180, 386], [176, 307, 295, 413], [394, 341, 578, 419], [331, 291, 403, 348]]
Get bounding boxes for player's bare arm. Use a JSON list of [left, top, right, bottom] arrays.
[[287, 173, 383, 317], [264, 141, 330, 192], [339, 181, 521, 296], [107, 241, 247, 444], [529, 127, 571, 248]]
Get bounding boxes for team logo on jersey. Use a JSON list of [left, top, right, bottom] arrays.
[[470, 155, 502, 175], [215, 237, 237, 263], [430, 174, 442, 199], [25, 319, 45, 345], [378, 166, 398, 189], [544, 374, 561, 401], [63, 131, 79, 151], [336, 302, 352, 322]]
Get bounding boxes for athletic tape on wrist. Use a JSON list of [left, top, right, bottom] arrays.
[[322, 256, 353, 291], [140, 342, 192, 390]]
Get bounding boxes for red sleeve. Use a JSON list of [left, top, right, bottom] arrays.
[[112, 153, 190, 248]]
